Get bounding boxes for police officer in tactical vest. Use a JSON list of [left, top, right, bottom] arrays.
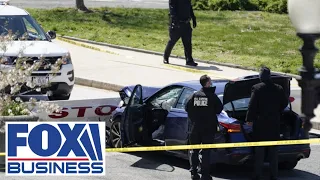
[[245, 67, 288, 180], [185, 75, 223, 180], [163, 0, 198, 66]]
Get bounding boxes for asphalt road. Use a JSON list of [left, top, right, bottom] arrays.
[[1, 146, 319, 179], [10, 0, 168, 9], [108, 147, 320, 180]]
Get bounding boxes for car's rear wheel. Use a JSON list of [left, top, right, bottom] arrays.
[[279, 161, 298, 170], [110, 117, 122, 148]]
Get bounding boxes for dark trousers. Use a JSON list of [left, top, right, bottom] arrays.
[[254, 146, 278, 178], [189, 130, 215, 178], [164, 21, 193, 62]]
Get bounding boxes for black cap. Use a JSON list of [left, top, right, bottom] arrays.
[[259, 67, 271, 81]]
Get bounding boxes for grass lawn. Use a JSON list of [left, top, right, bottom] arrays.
[[27, 7, 320, 74]]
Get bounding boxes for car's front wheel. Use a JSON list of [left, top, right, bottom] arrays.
[[279, 161, 298, 170], [110, 117, 122, 148]]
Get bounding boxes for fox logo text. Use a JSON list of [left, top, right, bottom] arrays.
[[6, 122, 105, 176]]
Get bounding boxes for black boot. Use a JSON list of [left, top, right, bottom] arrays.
[[163, 58, 169, 64], [190, 168, 200, 180], [186, 61, 198, 66]]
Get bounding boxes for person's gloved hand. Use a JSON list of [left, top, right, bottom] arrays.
[[171, 20, 179, 29], [192, 18, 197, 28]]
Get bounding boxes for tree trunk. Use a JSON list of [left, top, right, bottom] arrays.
[[75, 0, 91, 12]]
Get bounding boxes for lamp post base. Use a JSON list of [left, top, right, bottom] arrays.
[[296, 33, 320, 132]]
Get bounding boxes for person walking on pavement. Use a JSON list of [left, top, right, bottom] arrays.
[[163, 0, 198, 66], [185, 75, 223, 180], [245, 67, 289, 180]]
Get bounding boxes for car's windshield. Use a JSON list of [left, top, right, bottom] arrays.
[[0, 15, 47, 41]]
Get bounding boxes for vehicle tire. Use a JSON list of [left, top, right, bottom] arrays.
[[48, 94, 70, 101], [106, 126, 111, 147], [109, 117, 123, 148], [279, 161, 298, 170]]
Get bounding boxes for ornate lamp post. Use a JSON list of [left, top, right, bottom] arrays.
[[288, 0, 320, 132]]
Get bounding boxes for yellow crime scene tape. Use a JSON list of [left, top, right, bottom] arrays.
[[105, 138, 320, 152], [0, 138, 318, 156]]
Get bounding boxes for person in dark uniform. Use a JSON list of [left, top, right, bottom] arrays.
[[245, 67, 289, 180], [163, 0, 198, 66], [185, 75, 223, 180]]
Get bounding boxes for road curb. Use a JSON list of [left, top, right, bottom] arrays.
[[58, 35, 301, 80], [75, 77, 124, 92]]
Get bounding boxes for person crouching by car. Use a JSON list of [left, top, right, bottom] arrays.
[[245, 67, 288, 180], [185, 75, 223, 180]]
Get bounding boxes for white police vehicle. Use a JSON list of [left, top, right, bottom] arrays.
[[0, 0, 74, 100]]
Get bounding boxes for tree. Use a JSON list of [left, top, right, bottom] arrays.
[[75, 0, 91, 12]]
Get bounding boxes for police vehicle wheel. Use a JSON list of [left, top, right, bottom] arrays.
[[279, 161, 298, 170], [110, 118, 122, 148]]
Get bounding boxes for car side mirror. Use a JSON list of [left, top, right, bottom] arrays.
[[47, 30, 56, 39]]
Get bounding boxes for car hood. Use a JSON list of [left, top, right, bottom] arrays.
[[222, 76, 291, 105], [0, 41, 69, 57]]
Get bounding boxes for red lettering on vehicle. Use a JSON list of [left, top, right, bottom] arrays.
[[47, 105, 118, 118], [48, 108, 69, 119], [71, 106, 92, 117], [95, 105, 117, 116]]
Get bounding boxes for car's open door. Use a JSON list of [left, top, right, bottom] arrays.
[[121, 84, 145, 146]]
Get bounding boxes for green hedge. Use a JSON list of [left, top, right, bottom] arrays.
[[192, 0, 288, 14]]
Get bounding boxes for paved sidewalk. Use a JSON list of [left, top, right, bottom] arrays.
[[52, 38, 319, 130], [55, 38, 301, 88], [55, 39, 260, 87]]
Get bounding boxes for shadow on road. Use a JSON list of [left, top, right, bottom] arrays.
[[126, 151, 320, 180], [168, 63, 223, 72]]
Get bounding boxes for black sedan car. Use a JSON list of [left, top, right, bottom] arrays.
[[107, 74, 310, 170]]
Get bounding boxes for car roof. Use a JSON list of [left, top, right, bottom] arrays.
[[170, 79, 229, 94], [0, 5, 29, 16]]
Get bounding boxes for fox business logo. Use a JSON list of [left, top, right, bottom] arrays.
[[5, 122, 105, 176]]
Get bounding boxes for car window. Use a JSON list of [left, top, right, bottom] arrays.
[[0, 15, 47, 40], [130, 86, 142, 105], [22, 17, 38, 37], [150, 86, 183, 110], [224, 98, 251, 111], [175, 88, 195, 109], [223, 97, 291, 111]]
